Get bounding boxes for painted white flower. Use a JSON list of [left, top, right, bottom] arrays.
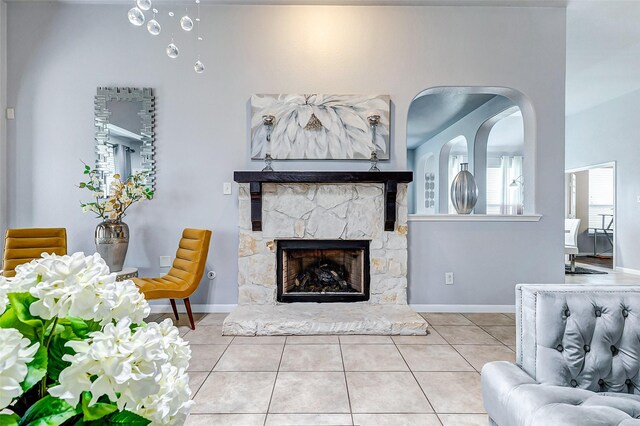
[[251, 94, 390, 160], [0, 328, 40, 409], [11, 252, 149, 325], [49, 318, 192, 426]]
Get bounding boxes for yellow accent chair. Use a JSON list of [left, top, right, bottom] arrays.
[[133, 228, 212, 330], [2, 228, 67, 277]]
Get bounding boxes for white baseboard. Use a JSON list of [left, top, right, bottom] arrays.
[[150, 304, 237, 314], [616, 267, 640, 276], [150, 303, 515, 314], [409, 304, 515, 313]]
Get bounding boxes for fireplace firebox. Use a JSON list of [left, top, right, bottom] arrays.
[[277, 240, 370, 303]]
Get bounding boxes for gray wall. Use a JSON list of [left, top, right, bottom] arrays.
[[0, 2, 6, 235], [566, 89, 640, 271], [5, 3, 566, 308]]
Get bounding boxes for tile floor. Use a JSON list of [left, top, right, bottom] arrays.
[[565, 261, 640, 285], [146, 311, 518, 426], [144, 268, 640, 425]]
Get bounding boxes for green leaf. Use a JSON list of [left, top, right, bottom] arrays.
[[7, 293, 43, 330], [0, 413, 20, 426], [21, 344, 48, 392], [52, 323, 65, 336], [98, 411, 150, 426], [78, 183, 86, 188], [80, 392, 117, 422], [0, 307, 37, 341], [19, 396, 78, 426], [47, 335, 72, 382], [59, 318, 100, 340]]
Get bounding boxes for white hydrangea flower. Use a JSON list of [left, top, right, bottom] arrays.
[[10, 252, 149, 325], [0, 328, 40, 409], [134, 363, 193, 426], [151, 318, 191, 370], [49, 318, 193, 426]]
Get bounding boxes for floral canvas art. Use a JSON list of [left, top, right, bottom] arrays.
[[250, 94, 390, 160]]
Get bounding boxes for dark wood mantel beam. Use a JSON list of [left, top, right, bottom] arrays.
[[234, 171, 413, 232], [384, 180, 398, 232], [249, 181, 263, 232]]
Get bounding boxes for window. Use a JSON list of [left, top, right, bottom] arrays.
[[486, 157, 523, 214], [486, 159, 503, 214], [588, 168, 614, 229], [485, 110, 524, 215]]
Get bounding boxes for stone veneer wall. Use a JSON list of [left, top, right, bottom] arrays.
[[237, 183, 408, 305]]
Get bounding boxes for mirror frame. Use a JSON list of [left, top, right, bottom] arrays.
[[94, 87, 156, 194]]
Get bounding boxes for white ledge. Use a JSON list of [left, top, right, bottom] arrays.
[[408, 214, 543, 222]]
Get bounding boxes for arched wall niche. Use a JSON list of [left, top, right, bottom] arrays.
[[406, 86, 535, 215]]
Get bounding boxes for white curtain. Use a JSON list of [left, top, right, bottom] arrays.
[[501, 156, 523, 215]]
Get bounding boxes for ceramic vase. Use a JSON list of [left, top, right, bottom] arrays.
[[451, 163, 478, 214], [95, 219, 129, 272]]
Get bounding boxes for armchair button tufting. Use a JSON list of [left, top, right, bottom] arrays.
[[584, 344, 590, 352], [556, 344, 564, 352], [564, 309, 571, 317], [626, 379, 632, 386], [595, 309, 602, 317], [598, 379, 605, 386], [570, 379, 578, 387], [611, 345, 618, 355], [622, 309, 629, 317]]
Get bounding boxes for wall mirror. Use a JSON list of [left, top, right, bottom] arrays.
[[407, 87, 526, 215], [95, 87, 155, 195]]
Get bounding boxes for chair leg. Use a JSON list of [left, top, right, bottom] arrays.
[[184, 297, 195, 330], [170, 299, 180, 321], [570, 255, 576, 273]]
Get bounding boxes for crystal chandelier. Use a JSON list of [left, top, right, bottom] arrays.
[[127, 0, 205, 74]]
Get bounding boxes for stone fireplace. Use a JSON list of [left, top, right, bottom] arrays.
[[223, 171, 428, 335], [277, 239, 370, 303]]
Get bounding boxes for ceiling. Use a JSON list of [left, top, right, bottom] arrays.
[[3, 0, 568, 5], [566, 0, 640, 115], [406, 93, 496, 149]]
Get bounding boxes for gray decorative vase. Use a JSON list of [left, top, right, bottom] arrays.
[[95, 220, 129, 272], [451, 163, 478, 214]]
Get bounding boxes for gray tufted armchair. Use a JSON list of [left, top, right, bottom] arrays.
[[482, 284, 640, 426]]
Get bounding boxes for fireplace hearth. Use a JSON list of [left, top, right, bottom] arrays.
[[277, 240, 370, 303]]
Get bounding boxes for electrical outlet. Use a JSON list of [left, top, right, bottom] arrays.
[[223, 182, 232, 195], [159, 256, 171, 268], [445, 272, 454, 285], [6, 108, 15, 120]]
